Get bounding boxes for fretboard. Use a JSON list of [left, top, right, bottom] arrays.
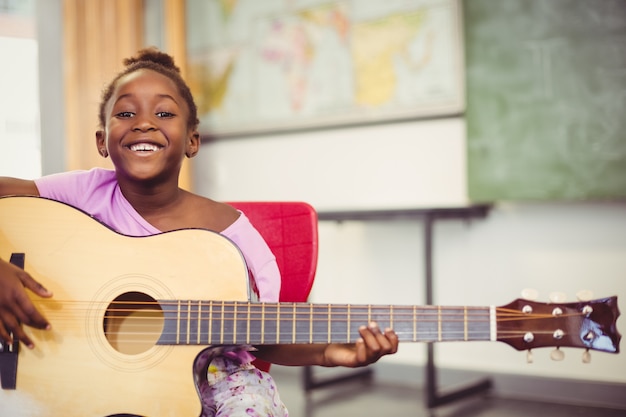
[[156, 301, 493, 346]]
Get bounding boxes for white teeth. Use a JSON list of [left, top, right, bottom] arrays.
[[130, 143, 160, 152]]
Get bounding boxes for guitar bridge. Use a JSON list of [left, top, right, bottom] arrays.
[[0, 253, 26, 390]]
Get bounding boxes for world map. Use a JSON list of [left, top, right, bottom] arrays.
[[186, 0, 463, 136]]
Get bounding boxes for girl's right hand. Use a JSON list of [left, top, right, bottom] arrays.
[[0, 258, 52, 349]]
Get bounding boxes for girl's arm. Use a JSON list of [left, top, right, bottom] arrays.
[[0, 177, 51, 348], [0, 177, 39, 197]]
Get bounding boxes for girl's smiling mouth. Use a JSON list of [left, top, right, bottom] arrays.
[[128, 142, 162, 152]]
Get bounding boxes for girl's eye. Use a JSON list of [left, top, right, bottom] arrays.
[[116, 111, 134, 118], [156, 111, 175, 118]]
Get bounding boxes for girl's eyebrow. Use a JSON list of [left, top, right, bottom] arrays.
[[113, 93, 180, 105], [157, 93, 180, 105]]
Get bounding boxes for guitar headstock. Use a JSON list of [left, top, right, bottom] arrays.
[[497, 296, 621, 358]]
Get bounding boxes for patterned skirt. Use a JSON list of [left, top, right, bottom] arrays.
[[195, 346, 289, 417]]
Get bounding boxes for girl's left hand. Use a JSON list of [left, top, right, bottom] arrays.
[[322, 322, 399, 368]]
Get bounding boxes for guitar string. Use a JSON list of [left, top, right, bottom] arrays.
[[31, 299, 574, 313], [92, 329, 573, 345], [31, 301, 580, 323]]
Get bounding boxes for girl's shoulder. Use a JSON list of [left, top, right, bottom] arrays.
[[184, 193, 240, 232]]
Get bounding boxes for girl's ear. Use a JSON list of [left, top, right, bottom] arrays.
[[95, 130, 108, 158], [185, 131, 201, 158]]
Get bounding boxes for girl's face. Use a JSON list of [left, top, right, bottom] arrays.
[[96, 69, 199, 185]]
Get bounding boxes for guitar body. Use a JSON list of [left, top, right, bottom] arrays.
[[0, 196, 250, 417]]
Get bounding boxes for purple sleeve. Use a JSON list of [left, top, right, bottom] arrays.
[[221, 213, 281, 303], [34, 170, 88, 207], [34, 169, 117, 210]]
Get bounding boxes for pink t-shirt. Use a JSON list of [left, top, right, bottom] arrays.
[[34, 168, 280, 302]]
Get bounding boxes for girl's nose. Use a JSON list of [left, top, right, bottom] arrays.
[[132, 116, 157, 132]]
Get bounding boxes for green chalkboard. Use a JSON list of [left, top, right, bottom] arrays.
[[465, 0, 626, 202]]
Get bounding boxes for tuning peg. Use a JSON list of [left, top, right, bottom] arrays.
[[521, 288, 539, 300], [549, 292, 567, 303], [550, 347, 565, 361], [526, 350, 534, 364], [582, 350, 591, 364], [576, 290, 594, 301]]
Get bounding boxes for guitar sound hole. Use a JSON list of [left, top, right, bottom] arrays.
[[104, 291, 164, 355]]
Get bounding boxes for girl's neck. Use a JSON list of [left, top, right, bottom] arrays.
[[118, 178, 186, 216]]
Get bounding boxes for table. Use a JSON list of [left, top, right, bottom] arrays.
[[305, 204, 492, 408]]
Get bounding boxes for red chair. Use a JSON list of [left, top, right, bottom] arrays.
[[228, 201, 319, 372]]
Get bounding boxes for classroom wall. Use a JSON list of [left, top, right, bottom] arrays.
[[191, 0, 626, 385], [193, 123, 626, 385], [194, 118, 468, 211]]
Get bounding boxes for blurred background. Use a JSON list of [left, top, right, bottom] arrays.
[[1, 0, 624, 413]]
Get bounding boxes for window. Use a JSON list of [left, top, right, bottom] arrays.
[[0, 0, 41, 178]]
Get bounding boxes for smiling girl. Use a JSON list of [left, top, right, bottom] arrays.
[[0, 48, 398, 416]]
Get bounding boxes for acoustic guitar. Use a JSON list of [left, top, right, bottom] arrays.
[[0, 196, 620, 416]]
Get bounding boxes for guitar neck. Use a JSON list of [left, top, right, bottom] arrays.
[[156, 300, 494, 346]]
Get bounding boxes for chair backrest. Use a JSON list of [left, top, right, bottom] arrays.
[[228, 201, 319, 371]]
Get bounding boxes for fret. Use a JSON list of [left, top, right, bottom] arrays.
[[464, 306, 468, 341], [220, 301, 225, 344], [474, 307, 492, 341], [246, 303, 251, 345], [413, 305, 417, 342], [292, 303, 296, 344], [247, 302, 263, 345], [327, 304, 331, 343], [198, 301, 209, 344], [176, 300, 181, 344], [186, 301, 201, 345], [309, 303, 313, 344], [365, 305, 400, 333], [197, 301, 202, 344], [234, 302, 249, 344], [349, 305, 369, 342], [261, 303, 266, 344], [437, 306, 442, 342], [414, 307, 437, 342], [276, 303, 281, 344], [186, 301, 191, 344], [294, 304, 312, 343], [489, 305, 497, 341], [223, 301, 238, 344], [311, 304, 327, 343], [347, 304, 351, 343], [208, 301, 214, 344], [278, 303, 296, 344], [329, 304, 348, 343], [441, 307, 465, 342], [233, 303, 238, 344], [261, 304, 278, 344], [291, 304, 303, 344]]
